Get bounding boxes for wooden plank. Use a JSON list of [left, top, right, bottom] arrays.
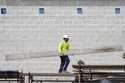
[[29, 73, 75, 76], [107, 77, 125, 80], [75, 72, 125, 74], [72, 65, 125, 70], [29, 73, 75, 83], [33, 80, 74, 82], [78, 72, 125, 77]]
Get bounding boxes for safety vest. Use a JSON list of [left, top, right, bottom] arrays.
[[58, 40, 70, 56]]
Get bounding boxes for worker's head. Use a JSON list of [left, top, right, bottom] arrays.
[[63, 35, 69, 42]]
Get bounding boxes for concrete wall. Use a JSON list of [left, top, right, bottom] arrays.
[[0, 1, 125, 72], [0, 0, 125, 6], [0, 6, 124, 54]]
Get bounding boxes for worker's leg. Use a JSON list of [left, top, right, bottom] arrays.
[[59, 56, 65, 73], [63, 55, 70, 71]]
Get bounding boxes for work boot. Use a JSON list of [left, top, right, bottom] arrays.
[[62, 70, 71, 73], [58, 71, 62, 73]]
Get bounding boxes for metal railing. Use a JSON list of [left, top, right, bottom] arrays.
[[28, 73, 75, 83], [0, 71, 24, 83], [73, 64, 125, 83], [1, 65, 125, 83]]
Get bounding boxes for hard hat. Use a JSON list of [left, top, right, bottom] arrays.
[[63, 35, 69, 39], [77, 60, 85, 65]]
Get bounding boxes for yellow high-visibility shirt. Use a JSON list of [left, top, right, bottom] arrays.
[[58, 40, 70, 56]]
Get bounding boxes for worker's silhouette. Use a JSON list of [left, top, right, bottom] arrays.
[[58, 35, 70, 73]]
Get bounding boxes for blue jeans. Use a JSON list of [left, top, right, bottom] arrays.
[[59, 55, 70, 73]]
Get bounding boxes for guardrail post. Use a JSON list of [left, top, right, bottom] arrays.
[[28, 73, 32, 83], [89, 69, 93, 81], [78, 65, 82, 83], [40, 81, 42, 83]]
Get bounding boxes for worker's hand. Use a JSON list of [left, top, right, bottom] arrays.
[[60, 54, 64, 56], [59, 52, 64, 56]]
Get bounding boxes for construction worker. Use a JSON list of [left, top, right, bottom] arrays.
[[58, 35, 70, 73]]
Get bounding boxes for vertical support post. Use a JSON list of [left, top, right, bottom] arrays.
[[28, 73, 31, 83], [89, 69, 93, 81], [78, 65, 82, 83]]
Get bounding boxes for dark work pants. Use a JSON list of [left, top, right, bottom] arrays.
[[59, 55, 70, 73]]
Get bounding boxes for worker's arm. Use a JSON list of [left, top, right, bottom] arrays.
[[58, 42, 64, 55], [67, 43, 70, 50]]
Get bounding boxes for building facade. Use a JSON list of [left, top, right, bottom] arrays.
[[0, 0, 125, 73]]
